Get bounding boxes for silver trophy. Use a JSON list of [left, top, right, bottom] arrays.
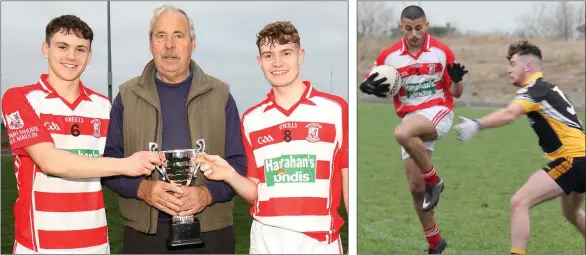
[[148, 139, 206, 247]]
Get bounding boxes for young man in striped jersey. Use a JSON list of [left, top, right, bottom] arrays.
[[359, 5, 467, 254], [1, 15, 161, 254], [195, 21, 349, 254], [454, 40, 585, 254]]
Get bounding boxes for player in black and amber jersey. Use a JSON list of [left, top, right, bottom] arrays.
[[453, 40, 585, 255]]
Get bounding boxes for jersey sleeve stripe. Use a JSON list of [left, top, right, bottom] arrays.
[[514, 94, 538, 103], [241, 121, 260, 179], [2, 89, 54, 149], [30, 165, 39, 251], [512, 99, 541, 113], [375, 42, 402, 66], [541, 100, 582, 129]]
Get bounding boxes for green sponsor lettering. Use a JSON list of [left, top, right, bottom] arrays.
[[405, 79, 437, 98], [64, 149, 101, 158], [264, 154, 317, 187]]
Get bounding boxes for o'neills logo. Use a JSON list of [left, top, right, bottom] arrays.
[[264, 154, 317, 187]]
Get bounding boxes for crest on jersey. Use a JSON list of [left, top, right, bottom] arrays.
[[5, 111, 24, 130], [429, 64, 437, 74], [305, 123, 322, 143], [91, 119, 101, 138]]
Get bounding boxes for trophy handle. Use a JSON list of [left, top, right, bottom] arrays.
[[185, 139, 205, 187], [148, 142, 167, 181], [149, 142, 158, 152], [195, 139, 205, 153]]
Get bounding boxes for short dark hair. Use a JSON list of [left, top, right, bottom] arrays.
[[45, 15, 93, 46], [256, 21, 300, 50], [507, 40, 542, 61], [401, 5, 426, 20]]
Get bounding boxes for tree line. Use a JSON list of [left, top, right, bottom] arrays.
[[358, 1, 586, 40]]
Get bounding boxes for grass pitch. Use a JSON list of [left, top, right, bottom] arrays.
[[1, 156, 347, 254], [357, 103, 585, 254]]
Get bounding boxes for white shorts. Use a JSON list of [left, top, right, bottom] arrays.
[[401, 105, 454, 160], [249, 220, 343, 254]]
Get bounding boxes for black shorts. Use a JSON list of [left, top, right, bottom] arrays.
[[542, 156, 586, 194]]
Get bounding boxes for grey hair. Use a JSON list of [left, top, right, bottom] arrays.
[[149, 5, 196, 40]]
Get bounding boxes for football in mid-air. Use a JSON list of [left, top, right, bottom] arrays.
[[369, 65, 402, 97]]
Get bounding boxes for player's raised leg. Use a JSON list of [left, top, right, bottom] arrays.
[[561, 192, 585, 236], [510, 170, 565, 254], [395, 114, 444, 212], [404, 152, 447, 254]]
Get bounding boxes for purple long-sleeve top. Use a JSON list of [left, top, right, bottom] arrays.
[[101, 69, 247, 221]]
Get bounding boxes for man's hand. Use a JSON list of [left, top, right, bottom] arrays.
[[116, 151, 161, 177], [359, 72, 391, 98], [137, 179, 184, 216], [447, 62, 468, 83], [454, 116, 481, 142], [196, 153, 237, 182], [175, 186, 212, 216]]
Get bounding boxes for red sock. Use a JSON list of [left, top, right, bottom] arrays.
[[424, 224, 441, 249], [421, 165, 439, 185]]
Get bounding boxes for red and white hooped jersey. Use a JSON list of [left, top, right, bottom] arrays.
[[2, 74, 111, 253], [241, 81, 348, 243], [367, 33, 456, 118]]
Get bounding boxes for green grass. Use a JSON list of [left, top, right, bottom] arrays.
[[1, 156, 347, 254], [357, 103, 585, 254]]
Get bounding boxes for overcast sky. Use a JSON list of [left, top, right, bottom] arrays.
[[2, 1, 583, 115], [377, 1, 584, 34], [401, 1, 538, 33], [0, 1, 349, 115]]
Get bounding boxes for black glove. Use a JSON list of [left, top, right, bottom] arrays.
[[447, 62, 468, 83], [359, 72, 391, 98]]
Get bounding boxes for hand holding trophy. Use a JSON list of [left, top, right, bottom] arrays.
[[148, 139, 206, 247], [196, 153, 238, 182]]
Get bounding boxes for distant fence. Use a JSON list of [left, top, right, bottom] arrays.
[[357, 68, 586, 112]]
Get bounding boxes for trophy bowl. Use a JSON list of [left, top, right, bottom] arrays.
[[148, 140, 205, 247], [160, 149, 199, 186]]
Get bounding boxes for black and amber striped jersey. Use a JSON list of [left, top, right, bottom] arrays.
[[511, 72, 585, 160]]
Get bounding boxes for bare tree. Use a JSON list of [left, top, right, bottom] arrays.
[[357, 1, 396, 38], [517, 2, 586, 40], [576, 3, 586, 39]]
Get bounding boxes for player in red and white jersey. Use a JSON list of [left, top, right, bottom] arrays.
[[1, 15, 162, 254], [195, 21, 348, 254], [359, 6, 468, 254]]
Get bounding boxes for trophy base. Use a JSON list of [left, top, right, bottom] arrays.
[[168, 218, 204, 247]]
